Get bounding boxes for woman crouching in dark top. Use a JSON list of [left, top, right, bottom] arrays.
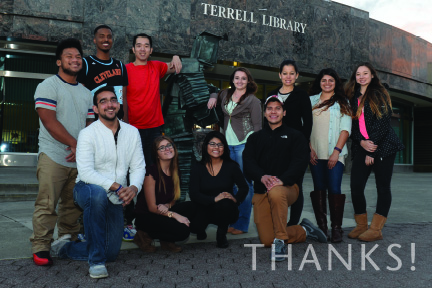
[[189, 131, 248, 248], [134, 136, 195, 253]]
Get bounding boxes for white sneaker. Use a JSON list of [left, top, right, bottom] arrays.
[[50, 234, 71, 257], [89, 264, 108, 279], [123, 225, 137, 241]]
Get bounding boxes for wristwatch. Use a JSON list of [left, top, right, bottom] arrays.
[[167, 212, 173, 218]]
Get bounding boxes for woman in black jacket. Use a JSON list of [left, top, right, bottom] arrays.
[[267, 60, 312, 141], [189, 131, 248, 248], [267, 59, 312, 226], [345, 62, 404, 242]]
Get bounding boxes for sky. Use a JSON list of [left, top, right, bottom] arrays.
[[332, 0, 432, 43]]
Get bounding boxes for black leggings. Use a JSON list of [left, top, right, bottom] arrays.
[[191, 199, 239, 233], [135, 201, 196, 242], [350, 149, 396, 217]]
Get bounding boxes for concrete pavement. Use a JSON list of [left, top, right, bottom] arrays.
[[0, 169, 431, 287]]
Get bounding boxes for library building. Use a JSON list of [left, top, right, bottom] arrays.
[[1, 0, 431, 172]]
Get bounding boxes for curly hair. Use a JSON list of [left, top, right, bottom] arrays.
[[55, 38, 83, 60], [224, 67, 258, 106], [151, 136, 180, 201], [309, 68, 352, 116], [344, 62, 392, 119]]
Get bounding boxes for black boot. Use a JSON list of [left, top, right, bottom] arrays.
[[216, 225, 229, 248], [310, 190, 329, 241], [328, 194, 346, 243], [197, 231, 207, 241]]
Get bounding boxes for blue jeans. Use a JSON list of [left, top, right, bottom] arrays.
[[309, 160, 344, 194], [58, 181, 124, 266], [229, 143, 254, 232]]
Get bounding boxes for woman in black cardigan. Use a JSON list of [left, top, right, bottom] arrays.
[[189, 131, 248, 248], [345, 62, 404, 242], [267, 59, 312, 226]]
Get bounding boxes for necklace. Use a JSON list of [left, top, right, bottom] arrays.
[[227, 92, 241, 124], [227, 100, 238, 124], [232, 91, 243, 102]]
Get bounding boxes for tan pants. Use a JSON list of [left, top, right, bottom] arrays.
[[252, 184, 306, 247], [30, 153, 81, 253]]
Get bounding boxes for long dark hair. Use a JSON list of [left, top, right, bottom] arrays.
[[224, 67, 258, 106], [200, 131, 233, 175], [151, 136, 180, 200], [309, 68, 352, 116], [344, 62, 392, 119]]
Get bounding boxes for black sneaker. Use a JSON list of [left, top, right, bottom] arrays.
[[271, 239, 287, 262], [300, 218, 328, 243]]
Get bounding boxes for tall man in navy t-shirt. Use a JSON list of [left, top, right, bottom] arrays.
[[77, 25, 128, 119]]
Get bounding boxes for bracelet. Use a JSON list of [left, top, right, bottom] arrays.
[[334, 147, 342, 153], [115, 185, 123, 194]]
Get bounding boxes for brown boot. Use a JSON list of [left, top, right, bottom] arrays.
[[358, 213, 387, 242], [160, 241, 183, 253], [310, 190, 329, 241], [133, 230, 156, 252], [347, 213, 368, 239], [328, 194, 346, 243]]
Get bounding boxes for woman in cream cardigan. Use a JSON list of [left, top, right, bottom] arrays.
[[308, 68, 352, 243]]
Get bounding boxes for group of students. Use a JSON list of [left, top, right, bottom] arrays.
[[307, 62, 404, 243], [30, 25, 181, 278], [133, 59, 404, 257], [31, 27, 404, 277], [31, 25, 183, 266], [74, 25, 182, 241]]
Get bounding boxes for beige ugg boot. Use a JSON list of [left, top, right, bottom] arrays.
[[347, 213, 368, 239], [358, 213, 387, 242]]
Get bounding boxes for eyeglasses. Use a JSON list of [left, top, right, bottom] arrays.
[[208, 142, 224, 148], [157, 143, 173, 151], [99, 98, 118, 105]]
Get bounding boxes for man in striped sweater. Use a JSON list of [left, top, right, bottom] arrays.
[[31, 38, 94, 266]]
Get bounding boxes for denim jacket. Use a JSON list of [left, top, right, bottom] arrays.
[[310, 93, 352, 158]]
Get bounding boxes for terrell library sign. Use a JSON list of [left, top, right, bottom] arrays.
[[201, 3, 308, 33]]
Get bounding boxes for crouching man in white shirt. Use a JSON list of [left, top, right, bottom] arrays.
[[51, 86, 145, 278]]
